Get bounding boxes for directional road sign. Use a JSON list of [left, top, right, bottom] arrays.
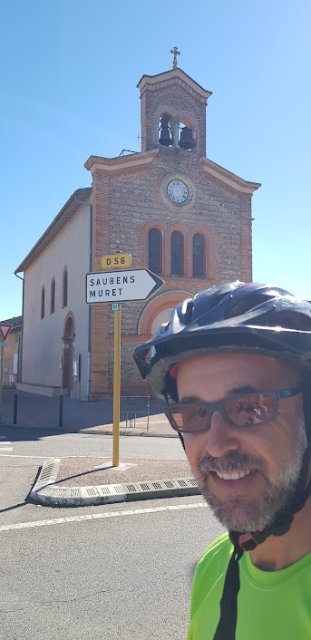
[[0, 324, 11, 341], [86, 268, 164, 304]]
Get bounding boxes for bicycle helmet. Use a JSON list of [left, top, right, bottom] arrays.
[[133, 282, 311, 640], [134, 281, 311, 401]]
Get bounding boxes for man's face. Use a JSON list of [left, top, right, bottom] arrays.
[[176, 353, 306, 532]]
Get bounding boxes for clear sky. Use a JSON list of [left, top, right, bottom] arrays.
[[1, 0, 310, 320]]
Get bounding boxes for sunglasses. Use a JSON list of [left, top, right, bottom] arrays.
[[166, 387, 302, 434]]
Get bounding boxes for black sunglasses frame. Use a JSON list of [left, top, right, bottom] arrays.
[[165, 387, 302, 434]]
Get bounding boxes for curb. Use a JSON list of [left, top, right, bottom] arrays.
[[30, 458, 200, 507], [85, 429, 177, 438], [0, 424, 177, 438]]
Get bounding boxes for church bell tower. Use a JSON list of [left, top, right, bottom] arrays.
[[137, 47, 212, 158]]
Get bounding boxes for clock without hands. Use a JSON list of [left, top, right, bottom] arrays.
[[166, 178, 190, 205]]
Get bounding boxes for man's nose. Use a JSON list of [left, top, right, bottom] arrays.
[[205, 410, 240, 457]]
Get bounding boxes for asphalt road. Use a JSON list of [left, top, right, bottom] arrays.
[[1, 427, 184, 460], [0, 428, 225, 639], [0, 496, 224, 640]]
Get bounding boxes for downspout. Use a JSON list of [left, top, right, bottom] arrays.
[[73, 194, 93, 401], [14, 271, 24, 383]]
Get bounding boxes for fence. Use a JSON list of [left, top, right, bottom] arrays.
[[120, 395, 150, 431]]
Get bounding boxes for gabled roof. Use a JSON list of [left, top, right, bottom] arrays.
[[201, 157, 261, 194], [15, 188, 92, 273], [0, 316, 23, 331], [137, 67, 212, 100]]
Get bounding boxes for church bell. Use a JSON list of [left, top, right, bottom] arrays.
[[179, 126, 195, 150], [159, 116, 173, 147]]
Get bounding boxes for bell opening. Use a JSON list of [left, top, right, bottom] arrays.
[[158, 114, 174, 147], [178, 125, 195, 150]]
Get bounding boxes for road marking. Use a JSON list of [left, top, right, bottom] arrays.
[[0, 502, 206, 533], [0, 454, 113, 459], [0, 454, 46, 459], [0, 436, 12, 452]]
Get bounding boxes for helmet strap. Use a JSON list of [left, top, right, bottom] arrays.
[[212, 538, 243, 640]]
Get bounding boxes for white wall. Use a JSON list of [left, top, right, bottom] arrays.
[[22, 203, 91, 400]]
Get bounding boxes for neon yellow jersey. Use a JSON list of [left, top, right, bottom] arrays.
[[188, 533, 311, 640]]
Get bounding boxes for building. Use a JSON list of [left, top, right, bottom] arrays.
[[15, 54, 260, 400], [0, 316, 22, 387]]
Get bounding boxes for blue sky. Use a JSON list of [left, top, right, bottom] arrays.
[[1, 0, 310, 320]]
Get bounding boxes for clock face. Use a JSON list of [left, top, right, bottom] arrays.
[[167, 179, 189, 205]]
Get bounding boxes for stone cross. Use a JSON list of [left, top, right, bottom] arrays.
[[170, 46, 181, 69]]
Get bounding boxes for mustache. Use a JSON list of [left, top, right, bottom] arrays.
[[198, 453, 263, 474]]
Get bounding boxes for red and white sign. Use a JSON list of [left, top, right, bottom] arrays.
[[0, 324, 12, 341]]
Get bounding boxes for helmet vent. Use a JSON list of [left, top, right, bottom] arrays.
[[226, 293, 273, 319], [262, 311, 311, 331], [180, 299, 194, 325]]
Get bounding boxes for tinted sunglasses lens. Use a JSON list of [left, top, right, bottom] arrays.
[[224, 393, 276, 426], [168, 405, 209, 433]]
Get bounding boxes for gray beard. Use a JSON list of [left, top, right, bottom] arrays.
[[196, 422, 307, 532]]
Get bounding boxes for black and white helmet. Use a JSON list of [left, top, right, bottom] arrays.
[[133, 281, 311, 402]]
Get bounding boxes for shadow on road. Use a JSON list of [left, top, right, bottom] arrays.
[[0, 388, 168, 444]]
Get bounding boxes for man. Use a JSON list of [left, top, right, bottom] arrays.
[[133, 282, 311, 639]]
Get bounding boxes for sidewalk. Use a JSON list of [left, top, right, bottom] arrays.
[[1, 389, 200, 507], [0, 388, 175, 436]]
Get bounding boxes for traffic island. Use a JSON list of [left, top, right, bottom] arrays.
[[30, 457, 200, 507]]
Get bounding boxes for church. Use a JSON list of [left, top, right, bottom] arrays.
[[15, 50, 260, 400]]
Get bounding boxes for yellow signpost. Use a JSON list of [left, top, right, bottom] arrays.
[[112, 303, 122, 466], [101, 253, 132, 270], [87, 264, 164, 467]]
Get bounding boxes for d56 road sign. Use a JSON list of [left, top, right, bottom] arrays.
[[86, 268, 164, 304], [101, 253, 132, 270]]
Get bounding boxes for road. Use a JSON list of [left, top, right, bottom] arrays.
[[0, 428, 224, 640]]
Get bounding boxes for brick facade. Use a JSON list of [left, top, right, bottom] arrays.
[[85, 67, 260, 398]]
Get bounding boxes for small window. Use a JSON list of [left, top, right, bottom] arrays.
[[41, 287, 45, 319], [192, 234, 205, 277], [62, 268, 68, 308], [50, 278, 55, 314], [171, 231, 184, 276], [148, 228, 162, 274]]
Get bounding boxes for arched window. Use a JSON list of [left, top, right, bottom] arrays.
[[50, 278, 55, 314], [62, 268, 68, 308], [41, 286, 45, 319], [192, 233, 205, 277], [171, 231, 184, 276], [148, 228, 162, 274]]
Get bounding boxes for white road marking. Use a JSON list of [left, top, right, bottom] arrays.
[[0, 452, 111, 460], [0, 437, 12, 452], [0, 454, 46, 459], [0, 502, 206, 533]]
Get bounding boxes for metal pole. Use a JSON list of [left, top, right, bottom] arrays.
[[113, 304, 122, 467], [147, 396, 150, 432], [59, 394, 63, 429], [13, 392, 18, 424], [0, 348, 3, 406]]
